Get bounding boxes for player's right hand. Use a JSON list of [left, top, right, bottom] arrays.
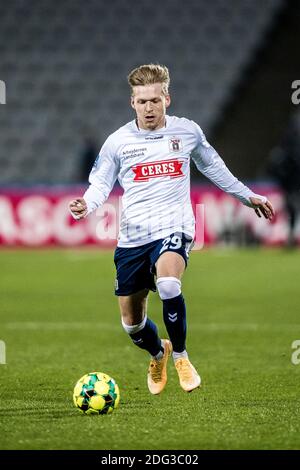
[[69, 198, 88, 220]]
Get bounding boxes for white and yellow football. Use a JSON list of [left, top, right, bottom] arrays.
[[73, 372, 120, 415]]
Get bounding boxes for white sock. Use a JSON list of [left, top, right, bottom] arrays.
[[173, 350, 188, 361], [151, 341, 164, 360]]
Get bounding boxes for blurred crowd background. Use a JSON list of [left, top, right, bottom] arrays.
[[0, 0, 300, 246]]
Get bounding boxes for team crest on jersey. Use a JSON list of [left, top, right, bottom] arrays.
[[169, 137, 182, 152], [132, 159, 183, 182]]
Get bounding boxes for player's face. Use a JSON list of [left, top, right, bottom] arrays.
[[131, 83, 171, 131]]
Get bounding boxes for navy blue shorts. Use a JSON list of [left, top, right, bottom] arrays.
[[114, 232, 194, 296]]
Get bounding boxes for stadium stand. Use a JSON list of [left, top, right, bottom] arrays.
[[0, 0, 283, 184]]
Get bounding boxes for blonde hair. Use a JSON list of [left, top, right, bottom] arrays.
[[127, 64, 170, 95]]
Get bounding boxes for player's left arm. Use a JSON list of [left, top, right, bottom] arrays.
[[191, 125, 275, 220]]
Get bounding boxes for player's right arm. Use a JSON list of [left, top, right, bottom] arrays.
[[69, 137, 119, 220]]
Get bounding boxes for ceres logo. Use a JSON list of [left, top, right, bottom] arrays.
[[132, 159, 183, 182]]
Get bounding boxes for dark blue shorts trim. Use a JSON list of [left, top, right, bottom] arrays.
[[113, 232, 193, 296]]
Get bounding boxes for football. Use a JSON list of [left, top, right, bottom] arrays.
[[73, 372, 120, 415]]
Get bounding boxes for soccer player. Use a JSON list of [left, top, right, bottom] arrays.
[[69, 64, 274, 394]]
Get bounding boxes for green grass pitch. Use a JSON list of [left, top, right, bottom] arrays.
[[0, 247, 300, 450]]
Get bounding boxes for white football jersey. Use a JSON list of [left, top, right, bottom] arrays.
[[83, 115, 264, 247]]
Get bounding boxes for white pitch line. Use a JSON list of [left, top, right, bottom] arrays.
[[3, 322, 120, 331], [193, 323, 300, 332], [3, 322, 300, 332]]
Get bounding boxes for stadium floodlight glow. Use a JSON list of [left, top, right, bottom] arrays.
[[0, 80, 6, 104], [0, 340, 6, 364]]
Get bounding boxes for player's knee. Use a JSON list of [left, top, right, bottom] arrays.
[[156, 276, 181, 300]]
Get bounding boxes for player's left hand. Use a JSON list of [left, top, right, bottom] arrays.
[[249, 197, 275, 220]]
